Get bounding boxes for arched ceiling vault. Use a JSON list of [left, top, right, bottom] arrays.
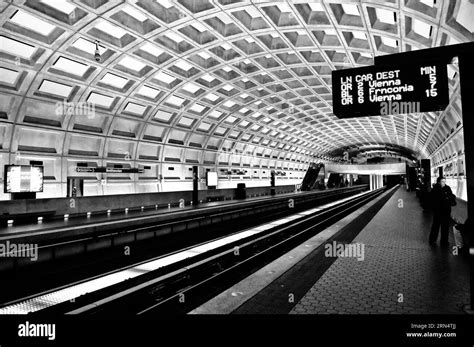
[[0, 0, 472, 168]]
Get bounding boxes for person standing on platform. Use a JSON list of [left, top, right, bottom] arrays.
[[429, 177, 456, 247]]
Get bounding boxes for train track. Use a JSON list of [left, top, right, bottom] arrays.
[[0, 185, 367, 305], [27, 186, 389, 316]]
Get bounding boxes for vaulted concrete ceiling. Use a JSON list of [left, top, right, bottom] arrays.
[[0, 0, 472, 168]]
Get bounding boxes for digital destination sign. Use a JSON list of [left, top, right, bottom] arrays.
[[332, 63, 449, 118]]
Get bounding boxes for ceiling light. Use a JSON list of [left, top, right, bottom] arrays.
[[39, 0, 75, 14], [216, 13, 233, 25], [101, 73, 128, 88], [208, 110, 223, 118], [95, 21, 128, 39], [0, 36, 36, 58], [10, 10, 56, 36], [155, 110, 173, 121], [125, 102, 146, 115], [178, 117, 194, 127], [352, 31, 367, 40], [245, 7, 261, 18], [308, 3, 324, 11], [88, 92, 114, 107], [222, 84, 234, 91], [381, 36, 398, 47], [201, 74, 215, 82], [376, 8, 396, 24], [166, 95, 185, 106], [141, 42, 164, 56], [53, 57, 88, 76], [125, 6, 148, 22], [118, 56, 146, 71], [0, 67, 19, 85], [223, 100, 236, 108], [197, 122, 212, 131], [419, 0, 435, 7], [276, 3, 292, 12], [137, 86, 160, 99], [72, 38, 106, 55], [206, 93, 220, 102], [341, 4, 360, 16], [189, 104, 206, 113], [156, 0, 174, 9], [39, 79, 72, 97], [154, 71, 175, 83], [197, 51, 211, 60], [182, 82, 201, 93], [324, 29, 337, 36], [412, 18, 431, 38], [174, 60, 193, 71], [191, 22, 207, 32], [165, 31, 184, 43]]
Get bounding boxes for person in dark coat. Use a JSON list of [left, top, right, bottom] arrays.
[[429, 177, 456, 247]]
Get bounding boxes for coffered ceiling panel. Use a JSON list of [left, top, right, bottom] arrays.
[[0, 0, 472, 165]]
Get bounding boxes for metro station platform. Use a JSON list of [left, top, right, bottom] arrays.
[[290, 187, 470, 315], [194, 186, 470, 315]]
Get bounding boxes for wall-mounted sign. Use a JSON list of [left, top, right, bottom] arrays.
[[76, 167, 144, 173], [76, 167, 95, 173], [332, 63, 449, 118], [206, 171, 218, 187]]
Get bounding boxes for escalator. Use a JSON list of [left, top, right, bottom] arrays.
[[327, 173, 343, 188], [301, 163, 324, 191]]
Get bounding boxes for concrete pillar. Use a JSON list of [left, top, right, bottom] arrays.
[[371, 174, 383, 189], [192, 166, 198, 204]]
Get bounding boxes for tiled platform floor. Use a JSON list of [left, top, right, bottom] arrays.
[[290, 187, 470, 314]]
